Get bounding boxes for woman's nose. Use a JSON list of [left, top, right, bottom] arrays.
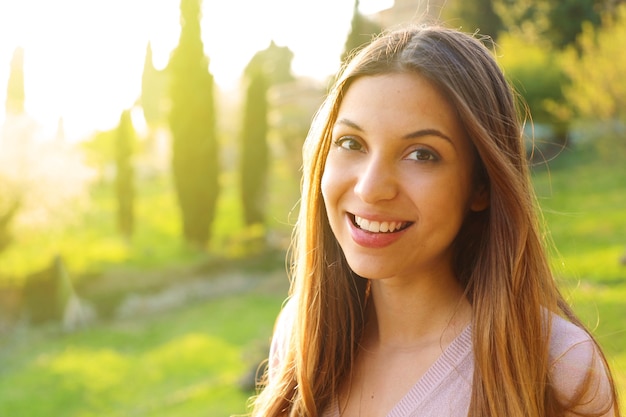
[[354, 156, 398, 203]]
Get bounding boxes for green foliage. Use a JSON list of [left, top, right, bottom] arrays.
[[244, 41, 294, 86], [497, 33, 567, 142], [546, 0, 601, 49], [240, 70, 269, 226], [560, 5, 626, 122], [4, 47, 25, 115], [168, 0, 220, 248], [558, 4, 626, 159], [443, 0, 503, 40], [239, 42, 295, 227], [115, 110, 136, 239], [493, 0, 550, 42], [493, 0, 602, 49]]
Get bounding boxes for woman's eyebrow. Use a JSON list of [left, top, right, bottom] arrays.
[[334, 117, 363, 131], [336, 118, 453, 146], [403, 129, 453, 145]]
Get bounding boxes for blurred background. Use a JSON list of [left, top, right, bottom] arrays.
[[0, 0, 624, 415]]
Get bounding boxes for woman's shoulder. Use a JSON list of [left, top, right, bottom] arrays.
[[548, 313, 616, 416], [267, 297, 297, 381], [548, 313, 596, 363], [272, 297, 298, 342]]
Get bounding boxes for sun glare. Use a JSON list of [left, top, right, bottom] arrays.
[[0, 0, 383, 141]]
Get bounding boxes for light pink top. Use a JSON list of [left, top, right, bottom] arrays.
[[268, 301, 616, 416]]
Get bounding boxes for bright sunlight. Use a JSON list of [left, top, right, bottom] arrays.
[[0, 0, 391, 142]]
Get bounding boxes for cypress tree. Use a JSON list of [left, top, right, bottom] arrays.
[[239, 42, 294, 227], [341, 0, 382, 63], [240, 68, 269, 226], [140, 42, 167, 129], [167, 0, 219, 248], [115, 109, 135, 239]]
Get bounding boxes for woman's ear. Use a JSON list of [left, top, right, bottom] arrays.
[[470, 183, 489, 212]]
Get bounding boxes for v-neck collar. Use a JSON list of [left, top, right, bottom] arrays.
[[386, 324, 472, 416], [329, 324, 473, 417]]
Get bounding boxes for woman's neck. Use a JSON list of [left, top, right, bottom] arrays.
[[363, 272, 471, 351]]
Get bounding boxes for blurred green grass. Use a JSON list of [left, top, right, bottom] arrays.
[[0, 291, 285, 417], [532, 145, 626, 410], [532, 146, 626, 283]]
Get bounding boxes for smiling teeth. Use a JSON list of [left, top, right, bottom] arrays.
[[354, 215, 407, 233]]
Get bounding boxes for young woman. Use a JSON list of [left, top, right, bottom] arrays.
[[250, 25, 620, 417]]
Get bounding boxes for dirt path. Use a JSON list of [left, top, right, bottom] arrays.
[[112, 269, 289, 320]]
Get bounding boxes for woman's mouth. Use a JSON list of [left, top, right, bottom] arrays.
[[352, 214, 412, 233]]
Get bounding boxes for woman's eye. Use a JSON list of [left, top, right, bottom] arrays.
[[334, 137, 363, 151], [407, 148, 439, 161]]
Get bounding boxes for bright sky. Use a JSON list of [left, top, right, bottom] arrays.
[[0, 0, 392, 141]]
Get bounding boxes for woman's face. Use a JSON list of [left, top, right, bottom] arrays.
[[321, 73, 487, 282]]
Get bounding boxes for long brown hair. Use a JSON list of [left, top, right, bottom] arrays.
[[250, 25, 620, 417]]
